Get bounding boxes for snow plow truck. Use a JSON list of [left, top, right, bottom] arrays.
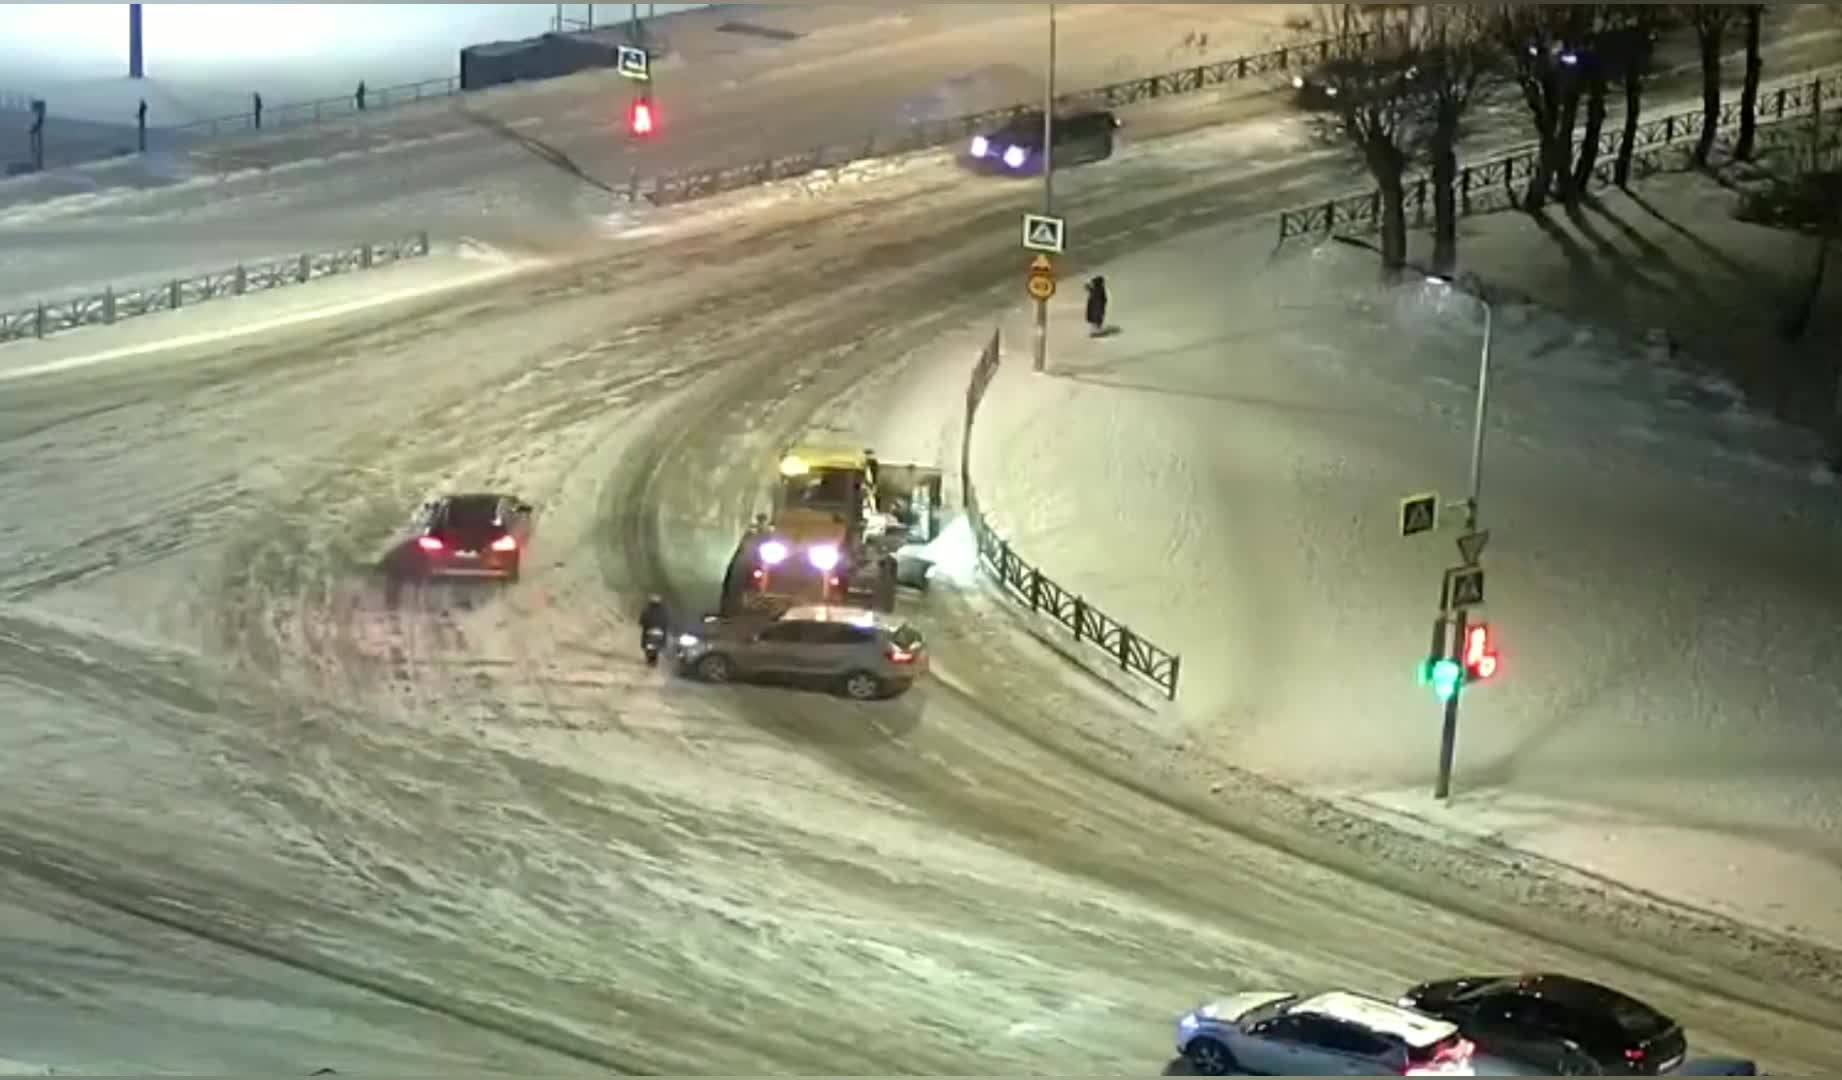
[[720, 446, 945, 616]]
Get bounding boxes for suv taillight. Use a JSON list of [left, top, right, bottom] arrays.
[[1406, 1037, 1473, 1076], [888, 647, 916, 664], [417, 536, 443, 552], [491, 535, 518, 552]]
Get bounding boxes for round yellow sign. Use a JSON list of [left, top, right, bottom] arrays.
[[1027, 272, 1056, 301]]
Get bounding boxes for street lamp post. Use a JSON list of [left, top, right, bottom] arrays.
[[1032, 3, 1057, 373], [1427, 275, 1494, 801]]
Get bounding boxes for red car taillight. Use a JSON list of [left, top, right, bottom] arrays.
[[417, 536, 444, 552], [1626, 1048, 1647, 1065], [889, 647, 917, 664], [491, 535, 518, 552]]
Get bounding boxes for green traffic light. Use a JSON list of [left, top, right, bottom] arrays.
[[1429, 658, 1462, 702]]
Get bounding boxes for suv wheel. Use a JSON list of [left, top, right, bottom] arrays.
[[840, 671, 883, 701], [1184, 1037, 1237, 1076], [696, 654, 734, 684]]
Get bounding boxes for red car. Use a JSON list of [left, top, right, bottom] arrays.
[[404, 493, 534, 583]]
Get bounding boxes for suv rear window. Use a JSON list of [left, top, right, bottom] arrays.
[[890, 625, 923, 650], [442, 497, 503, 529]]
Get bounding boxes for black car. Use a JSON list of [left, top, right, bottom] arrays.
[[404, 492, 534, 582], [1400, 974, 1688, 1075], [965, 107, 1119, 175], [1290, 56, 1420, 112]]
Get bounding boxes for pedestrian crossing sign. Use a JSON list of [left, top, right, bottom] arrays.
[[1022, 213, 1066, 254], [617, 45, 652, 81], [1399, 491, 1439, 538]]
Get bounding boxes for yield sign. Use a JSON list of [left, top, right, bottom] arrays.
[[1457, 529, 1491, 565]]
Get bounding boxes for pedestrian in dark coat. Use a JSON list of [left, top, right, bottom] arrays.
[[1084, 276, 1109, 337]]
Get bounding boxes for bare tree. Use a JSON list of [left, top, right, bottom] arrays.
[[1606, 6, 1661, 188], [1734, 4, 1767, 160], [1494, 4, 1595, 209], [1301, 5, 1426, 273], [1687, 4, 1743, 165], [1415, 6, 1499, 274], [1570, 7, 1616, 192]]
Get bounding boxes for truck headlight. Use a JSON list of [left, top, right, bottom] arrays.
[[808, 544, 841, 572]]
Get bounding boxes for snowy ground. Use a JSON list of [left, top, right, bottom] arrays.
[[0, 24, 1839, 1077], [965, 172, 1842, 956]]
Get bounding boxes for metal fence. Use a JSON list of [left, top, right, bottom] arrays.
[[167, 76, 463, 139], [645, 30, 1370, 207], [0, 232, 431, 345], [960, 328, 1182, 701], [1276, 69, 1842, 243]]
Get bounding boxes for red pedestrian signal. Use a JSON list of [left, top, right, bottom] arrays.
[[1463, 623, 1499, 681], [629, 97, 655, 136]]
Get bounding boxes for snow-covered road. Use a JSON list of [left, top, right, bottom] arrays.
[[5, 4, 1838, 311], [0, 97, 1838, 1073], [0, 3, 1299, 305]]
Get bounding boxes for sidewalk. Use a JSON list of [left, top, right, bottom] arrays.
[[960, 184, 1842, 951]]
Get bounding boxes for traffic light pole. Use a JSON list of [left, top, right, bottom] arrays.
[[1031, 3, 1057, 374], [1434, 605, 1468, 800], [1433, 287, 1493, 802], [1463, 299, 1494, 533]]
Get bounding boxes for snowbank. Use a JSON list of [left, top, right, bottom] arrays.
[[965, 204, 1842, 950]]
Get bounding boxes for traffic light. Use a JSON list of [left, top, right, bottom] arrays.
[[629, 96, 656, 136], [1422, 657, 1463, 703], [1462, 623, 1499, 681]]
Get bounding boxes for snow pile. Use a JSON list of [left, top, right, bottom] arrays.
[[965, 207, 1842, 950]]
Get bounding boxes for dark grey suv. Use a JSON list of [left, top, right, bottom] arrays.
[[674, 605, 928, 701]]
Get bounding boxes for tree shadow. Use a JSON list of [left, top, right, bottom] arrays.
[[1525, 206, 1600, 282], [1623, 187, 1757, 277], [1570, 197, 1715, 304]]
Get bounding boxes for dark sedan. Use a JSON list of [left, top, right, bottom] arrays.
[[403, 492, 534, 583], [965, 107, 1119, 175], [1400, 974, 1687, 1075]]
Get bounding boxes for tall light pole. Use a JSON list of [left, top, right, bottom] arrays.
[[1426, 275, 1494, 801], [1032, 3, 1057, 373], [129, 3, 144, 79]]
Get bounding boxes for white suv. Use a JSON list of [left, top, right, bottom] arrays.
[[1176, 990, 1477, 1076]]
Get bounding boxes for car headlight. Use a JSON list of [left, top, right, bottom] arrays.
[[969, 134, 989, 158], [808, 544, 841, 572], [759, 539, 789, 566], [677, 634, 701, 649], [1002, 144, 1027, 169], [1291, 74, 1305, 89]]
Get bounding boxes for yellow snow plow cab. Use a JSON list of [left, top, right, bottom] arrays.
[[721, 445, 945, 615]]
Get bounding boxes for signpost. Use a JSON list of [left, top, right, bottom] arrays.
[[1456, 529, 1490, 566], [617, 44, 651, 81], [1442, 566, 1486, 610], [1398, 491, 1439, 538], [1022, 212, 1066, 254], [1027, 253, 1056, 301]]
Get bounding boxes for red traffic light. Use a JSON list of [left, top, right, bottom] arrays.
[[1463, 623, 1499, 680], [629, 97, 655, 136]]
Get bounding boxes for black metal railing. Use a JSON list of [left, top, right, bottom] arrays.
[[0, 232, 431, 344], [1276, 68, 1842, 243], [959, 328, 1182, 701], [646, 30, 1371, 207], [166, 76, 463, 139]]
